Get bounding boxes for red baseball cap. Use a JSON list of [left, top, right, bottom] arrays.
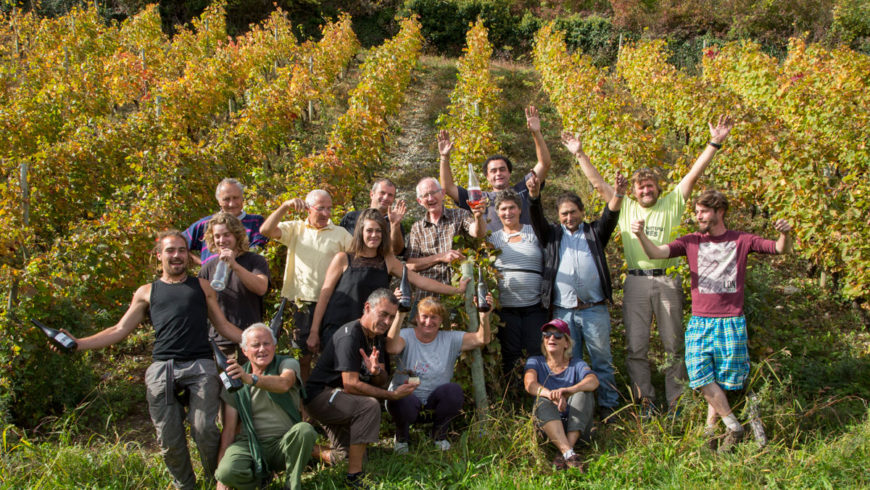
[[541, 319, 570, 336]]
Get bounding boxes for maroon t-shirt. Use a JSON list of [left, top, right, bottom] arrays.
[[668, 230, 777, 317]]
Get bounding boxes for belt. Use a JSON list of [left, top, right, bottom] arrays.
[[628, 269, 666, 276], [573, 300, 606, 310]]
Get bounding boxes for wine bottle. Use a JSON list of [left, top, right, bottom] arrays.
[[270, 297, 288, 340], [32, 319, 77, 352], [210, 260, 228, 291], [398, 264, 412, 312], [467, 162, 483, 206], [210, 339, 242, 392], [476, 266, 491, 313]]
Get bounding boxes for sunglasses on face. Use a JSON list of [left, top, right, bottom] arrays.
[[542, 331, 565, 339]]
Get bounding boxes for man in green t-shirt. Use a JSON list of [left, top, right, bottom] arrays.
[[215, 324, 316, 490], [563, 115, 734, 414]]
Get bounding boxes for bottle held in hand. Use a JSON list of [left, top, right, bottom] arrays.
[[210, 340, 242, 392], [32, 319, 77, 352], [398, 264, 412, 312], [467, 162, 483, 206], [476, 266, 491, 313], [210, 259, 228, 291], [270, 297, 287, 340]]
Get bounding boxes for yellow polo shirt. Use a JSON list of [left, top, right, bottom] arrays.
[[277, 220, 352, 302], [617, 189, 685, 270]]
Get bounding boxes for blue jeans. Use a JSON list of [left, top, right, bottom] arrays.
[[553, 304, 619, 408]]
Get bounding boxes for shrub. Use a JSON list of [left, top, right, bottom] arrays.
[[402, 0, 519, 54]]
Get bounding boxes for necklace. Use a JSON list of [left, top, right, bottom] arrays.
[[162, 274, 188, 284]]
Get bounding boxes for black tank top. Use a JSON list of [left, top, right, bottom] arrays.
[[150, 276, 212, 361], [321, 254, 390, 330]]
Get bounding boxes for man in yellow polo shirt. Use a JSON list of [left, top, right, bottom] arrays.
[[261, 189, 352, 380], [563, 115, 734, 417]]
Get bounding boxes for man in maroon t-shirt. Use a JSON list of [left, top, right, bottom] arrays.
[[631, 190, 792, 451]]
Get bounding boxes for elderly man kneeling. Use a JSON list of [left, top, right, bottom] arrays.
[[215, 324, 316, 490]]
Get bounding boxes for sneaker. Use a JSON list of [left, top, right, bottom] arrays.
[[552, 455, 567, 470], [394, 440, 409, 455], [565, 454, 586, 472], [433, 439, 451, 451], [717, 427, 745, 454]]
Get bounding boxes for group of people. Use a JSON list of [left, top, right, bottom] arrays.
[[58, 107, 793, 488]]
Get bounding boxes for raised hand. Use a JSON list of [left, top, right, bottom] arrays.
[[283, 198, 308, 213], [360, 347, 381, 375], [437, 130, 453, 157], [388, 199, 407, 224], [709, 114, 734, 144], [615, 172, 628, 196], [469, 199, 487, 218], [631, 219, 646, 236], [526, 171, 541, 199], [773, 219, 792, 234], [525, 106, 542, 133], [561, 131, 583, 156]]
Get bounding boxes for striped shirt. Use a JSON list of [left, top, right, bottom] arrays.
[[488, 224, 543, 308]]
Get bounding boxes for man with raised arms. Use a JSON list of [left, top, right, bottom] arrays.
[[565, 115, 734, 414], [438, 106, 553, 232], [632, 190, 792, 450], [62, 230, 243, 489]]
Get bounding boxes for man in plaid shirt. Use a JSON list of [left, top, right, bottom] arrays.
[[406, 177, 485, 301]]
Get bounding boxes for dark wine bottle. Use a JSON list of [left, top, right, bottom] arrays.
[[476, 266, 491, 313], [269, 297, 288, 340], [210, 339, 243, 392], [398, 264, 412, 312], [32, 319, 77, 352]]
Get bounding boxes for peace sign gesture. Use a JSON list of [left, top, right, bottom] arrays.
[[359, 347, 382, 376]]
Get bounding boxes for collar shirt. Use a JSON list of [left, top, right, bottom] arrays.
[[406, 207, 474, 298], [554, 224, 605, 307], [276, 219, 352, 303]]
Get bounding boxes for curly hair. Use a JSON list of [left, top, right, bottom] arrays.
[[204, 212, 250, 254], [493, 189, 522, 212], [631, 167, 663, 193]]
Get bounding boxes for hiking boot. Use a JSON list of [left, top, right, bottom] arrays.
[[717, 427, 745, 454], [394, 440, 409, 455], [552, 455, 567, 470], [565, 454, 586, 472]]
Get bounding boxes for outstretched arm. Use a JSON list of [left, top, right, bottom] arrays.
[[437, 130, 461, 203], [461, 294, 493, 351], [527, 106, 553, 181], [73, 285, 151, 351], [562, 131, 614, 202], [630, 220, 672, 259], [678, 115, 734, 199], [773, 219, 793, 254]]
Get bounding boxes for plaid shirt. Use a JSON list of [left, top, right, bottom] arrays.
[[406, 207, 474, 299]]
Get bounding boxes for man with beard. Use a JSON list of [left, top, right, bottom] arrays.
[[339, 178, 407, 255], [632, 190, 792, 451], [566, 115, 735, 416], [62, 231, 243, 489]]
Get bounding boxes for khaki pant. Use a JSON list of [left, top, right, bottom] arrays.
[[305, 389, 381, 456], [144, 359, 220, 490], [623, 274, 688, 407]]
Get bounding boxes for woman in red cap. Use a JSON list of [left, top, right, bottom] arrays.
[[524, 318, 600, 471]]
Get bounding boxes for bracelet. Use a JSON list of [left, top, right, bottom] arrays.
[[708, 141, 722, 149], [615, 193, 625, 198]]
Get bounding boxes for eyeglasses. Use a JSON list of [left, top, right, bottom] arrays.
[[418, 189, 442, 199], [542, 331, 565, 339]]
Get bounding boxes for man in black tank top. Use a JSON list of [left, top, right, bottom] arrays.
[[63, 231, 243, 489]]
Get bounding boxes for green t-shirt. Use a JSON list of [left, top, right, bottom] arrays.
[[223, 357, 301, 441], [617, 188, 686, 270]]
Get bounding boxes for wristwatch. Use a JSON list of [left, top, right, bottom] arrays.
[[250, 374, 260, 386]]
